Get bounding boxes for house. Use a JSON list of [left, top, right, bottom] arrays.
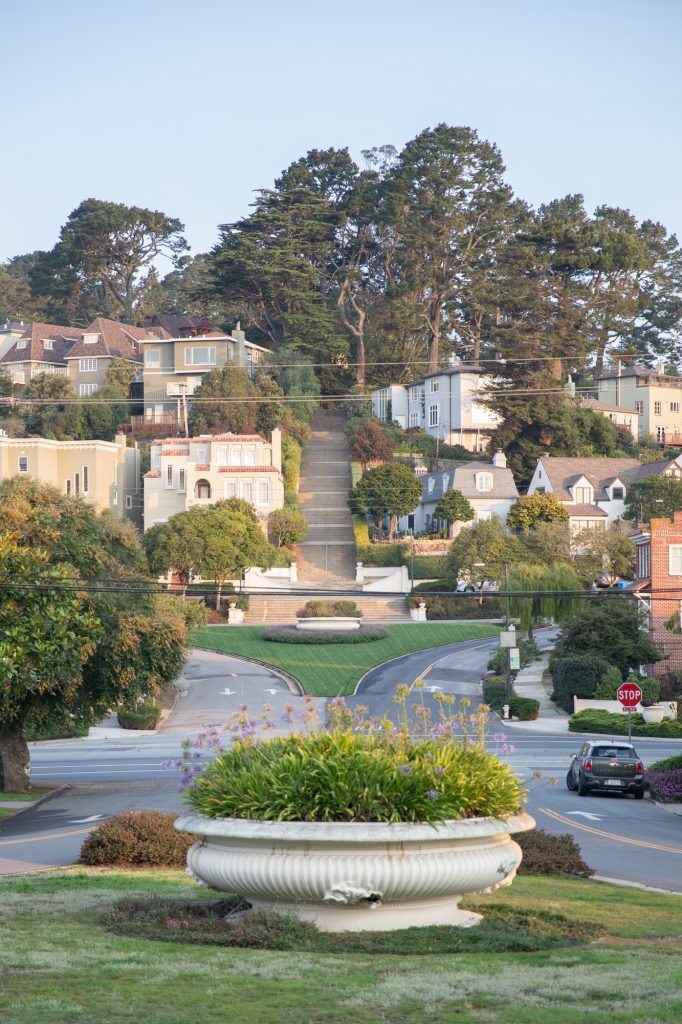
[[397, 451, 518, 535], [138, 322, 271, 424], [526, 454, 682, 534], [579, 397, 640, 437], [64, 317, 169, 397], [629, 510, 682, 683], [371, 365, 501, 453], [143, 428, 284, 531], [0, 320, 32, 361], [596, 364, 682, 446], [0, 322, 83, 384], [0, 431, 141, 525]]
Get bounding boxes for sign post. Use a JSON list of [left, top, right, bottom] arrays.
[[617, 682, 643, 743]]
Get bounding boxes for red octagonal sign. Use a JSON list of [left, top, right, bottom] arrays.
[[617, 683, 643, 709]]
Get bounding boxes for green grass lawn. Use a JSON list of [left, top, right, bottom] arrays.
[[190, 623, 499, 696], [1, 869, 681, 1024]]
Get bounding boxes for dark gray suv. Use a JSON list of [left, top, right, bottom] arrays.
[[566, 741, 645, 799]]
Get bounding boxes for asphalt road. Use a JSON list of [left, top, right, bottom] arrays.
[[1, 640, 681, 889]]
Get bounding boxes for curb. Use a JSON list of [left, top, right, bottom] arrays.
[[352, 633, 501, 697], [188, 646, 303, 696], [0, 784, 69, 819]]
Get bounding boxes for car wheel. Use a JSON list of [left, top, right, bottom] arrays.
[[633, 786, 645, 800], [566, 769, 576, 792], [577, 776, 589, 796]]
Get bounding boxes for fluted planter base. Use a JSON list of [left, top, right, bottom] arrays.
[[175, 813, 535, 932]]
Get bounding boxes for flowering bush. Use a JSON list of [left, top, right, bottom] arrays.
[[169, 687, 524, 825], [644, 768, 682, 803]]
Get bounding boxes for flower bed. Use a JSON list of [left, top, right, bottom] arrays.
[[263, 625, 388, 645]]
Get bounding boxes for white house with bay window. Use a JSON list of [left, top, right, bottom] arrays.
[[371, 365, 500, 453], [143, 428, 284, 530]]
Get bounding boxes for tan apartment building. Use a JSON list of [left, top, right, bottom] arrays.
[[64, 317, 168, 397], [0, 322, 82, 384], [143, 428, 284, 530], [138, 323, 270, 424], [0, 432, 142, 525], [596, 365, 682, 445]]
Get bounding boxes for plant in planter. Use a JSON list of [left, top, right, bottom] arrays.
[[173, 689, 534, 932]]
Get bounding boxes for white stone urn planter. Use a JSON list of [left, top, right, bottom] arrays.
[[227, 605, 245, 624], [174, 812, 535, 932], [409, 602, 427, 622], [641, 704, 665, 724], [296, 616, 361, 632]]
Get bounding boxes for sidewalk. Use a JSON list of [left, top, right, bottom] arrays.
[[504, 652, 570, 733]]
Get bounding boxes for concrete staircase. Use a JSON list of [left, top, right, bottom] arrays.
[[294, 411, 358, 587], [245, 594, 411, 625]]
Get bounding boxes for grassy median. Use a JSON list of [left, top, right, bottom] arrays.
[[1, 869, 681, 1023], [190, 622, 499, 696]]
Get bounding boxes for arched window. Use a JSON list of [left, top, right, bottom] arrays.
[[195, 479, 211, 500]]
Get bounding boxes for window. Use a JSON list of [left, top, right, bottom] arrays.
[[74, 472, 80, 495], [671, 402, 680, 413], [635, 401, 644, 414], [637, 543, 651, 580], [18, 455, 28, 473], [429, 378, 440, 393], [217, 447, 228, 466], [178, 468, 186, 493], [657, 426, 666, 443], [476, 472, 493, 493], [145, 350, 160, 366], [428, 478, 435, 493], [428, 404, 439, 427], [83, 333, 99, 344], [258, 481, 270, 505], [166, 465, 174, 489], [670, 545, 682, 576], [476, 510, 492, 522], [535, 486, 546, 494], [82, 466, 89, 493], [184, 346, 216, 366], [65, 479, 71, 495], [151, 448, 161, 470], [112, 488, 118, 506], [196, 447, 207, 463], [17, 339, 27, 349], [79, 383, 99, 396], [195, 479, 211, 499], [43, 339, 53, 350], [223, 479, 237, 498], [230, 448, 243, 466], [80, 358, 98, 372], [574, 485, 592, 504], [409, 411, 420, 428], [242, 481, 253, 501], [612, 486, 624, 500], [125, 495, 133, 510], [654, 401, 662, 415], [245, 447, 256, 466]]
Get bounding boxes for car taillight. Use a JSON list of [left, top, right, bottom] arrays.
[[585, 758, 592, 771], [636, 761, 643, 773]]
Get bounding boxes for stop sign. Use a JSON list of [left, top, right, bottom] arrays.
[[617, 682, 643, 709]]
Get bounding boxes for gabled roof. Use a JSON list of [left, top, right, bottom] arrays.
[[596, 364, 682, 384], [580, 397, 641, 416], [64, 318, 169, 362], [537, 456, 682, 502], [0, 322, 82, 366], [420, 462, 518, 503]]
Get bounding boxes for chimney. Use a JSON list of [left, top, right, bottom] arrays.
[[492, 450, 507, 469]]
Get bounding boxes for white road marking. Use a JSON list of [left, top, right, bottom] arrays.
[[565, 811, 605, 821], [69, 815, 105, 823]]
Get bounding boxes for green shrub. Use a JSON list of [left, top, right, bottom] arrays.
[[356, 540, 406, 567], [482, 681, 509, 711], [516, 829, 593, 877], [415, 594, 502, 620], [568, 709, 682, 737], [297, 600, 362, 618], [22, 708, 89, 741], [262, 626, 388, 644], [117, 699, 162, 730], [508, 697, 540, 721], [185, 729, 524, 824], [411, 578, 459, 593], [552, 655, 611, 714], [352, 515, 370, 548], [79, 811, 194, 867], [648, 753, 682, 772], [410, 555, 449, 580], [594, 666, 660, 704]]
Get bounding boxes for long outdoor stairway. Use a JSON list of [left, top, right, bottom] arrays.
[[294, 410, 358, 587], [244, 594, 411, 625]]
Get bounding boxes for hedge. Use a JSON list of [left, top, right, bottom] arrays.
[[262, 625, 388, 645], [117, 700, 162, 730], [568, 709, 682, 737], [79, 811, 194, 867], [297, 600, 362, 618], [552, 656, 611, 714], [482, 681, 509, 711], [516, 829, 593, 877], [508, 697, 540, 721]]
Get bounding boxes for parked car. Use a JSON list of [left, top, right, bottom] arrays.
[[455, 580, 499, 593], [566, 741, 644, 799]]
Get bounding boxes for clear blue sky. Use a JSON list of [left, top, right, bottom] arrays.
[[1, 0, 681, 264]]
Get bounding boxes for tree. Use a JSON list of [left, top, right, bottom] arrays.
[[571, 523, 636, 583], [0, 534, 101, 792], [22, 373, 83, 440], [105, 356, 139, 391], [261, 349, 320, 422], [552, 599, 662, 676], [348, 419, 395, 470], [187, 365, 259, 436], [349, 463, 423, 540], [268, 508, 308, 547], [79, 382, 129, 440], [143, 514, 205, 592], [433, 489, 475, 538], [30, 199, 188, 323], [624, 475, 682, 524], [507, 492, 569, 531], [507, 564, 582, 634], [445, 518, 518, 599]]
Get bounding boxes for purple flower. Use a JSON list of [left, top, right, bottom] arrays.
[[398, 764, 413, 775], [433, 766, 445, 777], [426, 790, 439, 800]]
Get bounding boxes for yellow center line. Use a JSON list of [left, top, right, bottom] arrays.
[[539, 807, 682, 855], [0, 826, 94, 848]]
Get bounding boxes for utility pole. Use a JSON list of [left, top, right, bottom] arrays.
[[178, 381, 189, 438], [504, 564, 512, 699]]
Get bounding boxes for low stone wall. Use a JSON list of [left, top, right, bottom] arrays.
[[573, 698, 678, 719]]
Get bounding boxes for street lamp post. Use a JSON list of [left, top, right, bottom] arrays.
[[504, 564, 512, 699], [409, 529, 415, 586]]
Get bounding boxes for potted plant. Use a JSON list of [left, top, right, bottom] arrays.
[[174, 690, 534, 932], [640, 701, 665, 724]]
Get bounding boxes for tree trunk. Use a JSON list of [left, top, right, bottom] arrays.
[[0, 729, 31, 793]]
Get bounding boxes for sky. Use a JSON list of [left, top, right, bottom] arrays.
[[1, 0, 681, 266]]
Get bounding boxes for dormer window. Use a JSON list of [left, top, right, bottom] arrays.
[[84, 333, 99, 345], [476, 472, 493, 493], [17, 340, 26, 349], [612, 486, 624, 500], [574, 485, 592, 504], [43, 339, 53, 350]]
